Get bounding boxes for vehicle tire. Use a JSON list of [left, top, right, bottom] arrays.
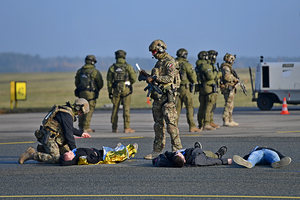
[[257, 95, 274, 111]]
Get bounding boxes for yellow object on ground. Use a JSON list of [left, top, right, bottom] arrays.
[[78, 144, 137, 165]]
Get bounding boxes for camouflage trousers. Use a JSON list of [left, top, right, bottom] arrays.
[[197, 92, 216, 127], [111, 87, 132, 130], [222, 89, 235, 122], [35, 138, 70, 164], [78, 99, 96, 130], [176, 86, 196, 129], [209, 92, 219, 124], [152, 94, 182, 152]]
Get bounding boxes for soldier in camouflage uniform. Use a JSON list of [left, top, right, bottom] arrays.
[[19, 98, 91, 164], [143, 39, 182, 160], [196, 51, 222, 131], [175, 48, 202, 132], [220, 53, 239, 127], [107, 50, 137, 133], [207, 50, 221, 129], [75, 55, 103, 133]]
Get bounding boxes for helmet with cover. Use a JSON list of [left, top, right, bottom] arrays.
[[149, 39, 167, 57], [208, 50, 218, 63], [223, 53, 236, 64], [85, 55, 97, 65], [176, 48, 188, 59], [197, 51, 209, 60], [73, 98, 89, 114], [115, 50, 126, 59]]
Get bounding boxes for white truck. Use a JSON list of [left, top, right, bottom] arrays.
[[249, 56, 300, 110]]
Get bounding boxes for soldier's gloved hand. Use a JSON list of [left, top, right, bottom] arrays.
[[146, 76, 156, 83], [109, 93, 113, 100]]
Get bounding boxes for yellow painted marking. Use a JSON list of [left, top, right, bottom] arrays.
[[276, 131, 300, 133], [182, 134, 203, 137], [119, 136, 145, 139], [0, 194, 299, 198], [0, 141, 35, 145]]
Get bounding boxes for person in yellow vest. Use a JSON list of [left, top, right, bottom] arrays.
[[19, 98, 91, 164]]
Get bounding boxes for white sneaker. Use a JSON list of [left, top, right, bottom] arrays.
[[271, 157, 291, 168]]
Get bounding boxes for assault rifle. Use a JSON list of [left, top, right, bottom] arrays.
[[232, 69, 247, 96], [135, 63, 163, 97]]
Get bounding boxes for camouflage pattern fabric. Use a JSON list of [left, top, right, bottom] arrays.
[[78, 98, 96, 130], [222, 89, 235, 122], [152, 94, 182, 152], [150, 53, 182, 152], [209, 92, 218, 124], [35, 138, 70, 164]]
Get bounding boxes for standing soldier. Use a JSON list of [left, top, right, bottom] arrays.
[[75, 55, 103, 133], [196, 51, 222, 131], [107, 50, 136, 133], [143, 39, 182, 160], [195, 51, 209, 130], [220, 53, 239, 126], [175, 48, 202, 132], [208, 50, 221, 129]]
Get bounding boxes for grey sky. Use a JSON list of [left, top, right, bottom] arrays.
[[0, 0, 299, 59]]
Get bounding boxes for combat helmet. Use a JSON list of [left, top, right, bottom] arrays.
[[73, 98, 89, 114], [208, 50, 218, 61], [176, 48, 188, 59], [223, 53, 236, 64], [149, 39, 167, 57], [115, 50, 126, 59], [85, 55, 97, 65], [198, 51, 209, 60]]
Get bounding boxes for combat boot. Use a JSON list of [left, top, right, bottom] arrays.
[[19, 147, 36, 164], [229, 121, 239, 126], [84, 128, 95, 133], [144, 151, 161, 160], [112, 129, 118, 133], [271, 157, 292, 168], [124, 128, 135, 133], [223, 121, 235, 127], [210, 123, 220, 129], [203, 124, 216, 131], [189, 127, 202, 132]]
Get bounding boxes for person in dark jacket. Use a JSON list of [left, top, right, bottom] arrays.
[[233, 146, 292, 168], [60, 143, 138, 166], [19, 99, 91, 164], [152, 142, 232, 167]]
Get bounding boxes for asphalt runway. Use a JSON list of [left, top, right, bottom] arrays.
[[0, 106, 300, 199]]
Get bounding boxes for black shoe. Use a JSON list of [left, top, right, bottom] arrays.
[[194, 142, 202, 149], [216, 146, 227, 158]]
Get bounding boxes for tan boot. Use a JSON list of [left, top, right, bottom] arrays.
[[230, 121, 239, 126], [189, 127, 202, 132], [84, 128, 95, 133], [223, 121, 235, 127], [124, 128, 135, 133], [144, 151, 161, 160], [203, 124, 216, 131], [19, 147, 36, 164], [112, 129, 118, 133], [210, 123, 220, 129]]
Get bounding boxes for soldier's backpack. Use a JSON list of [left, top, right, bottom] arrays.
[[75, 68, 96, 97]]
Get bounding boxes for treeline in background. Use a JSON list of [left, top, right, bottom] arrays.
[[1, 52, 300, 73]]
